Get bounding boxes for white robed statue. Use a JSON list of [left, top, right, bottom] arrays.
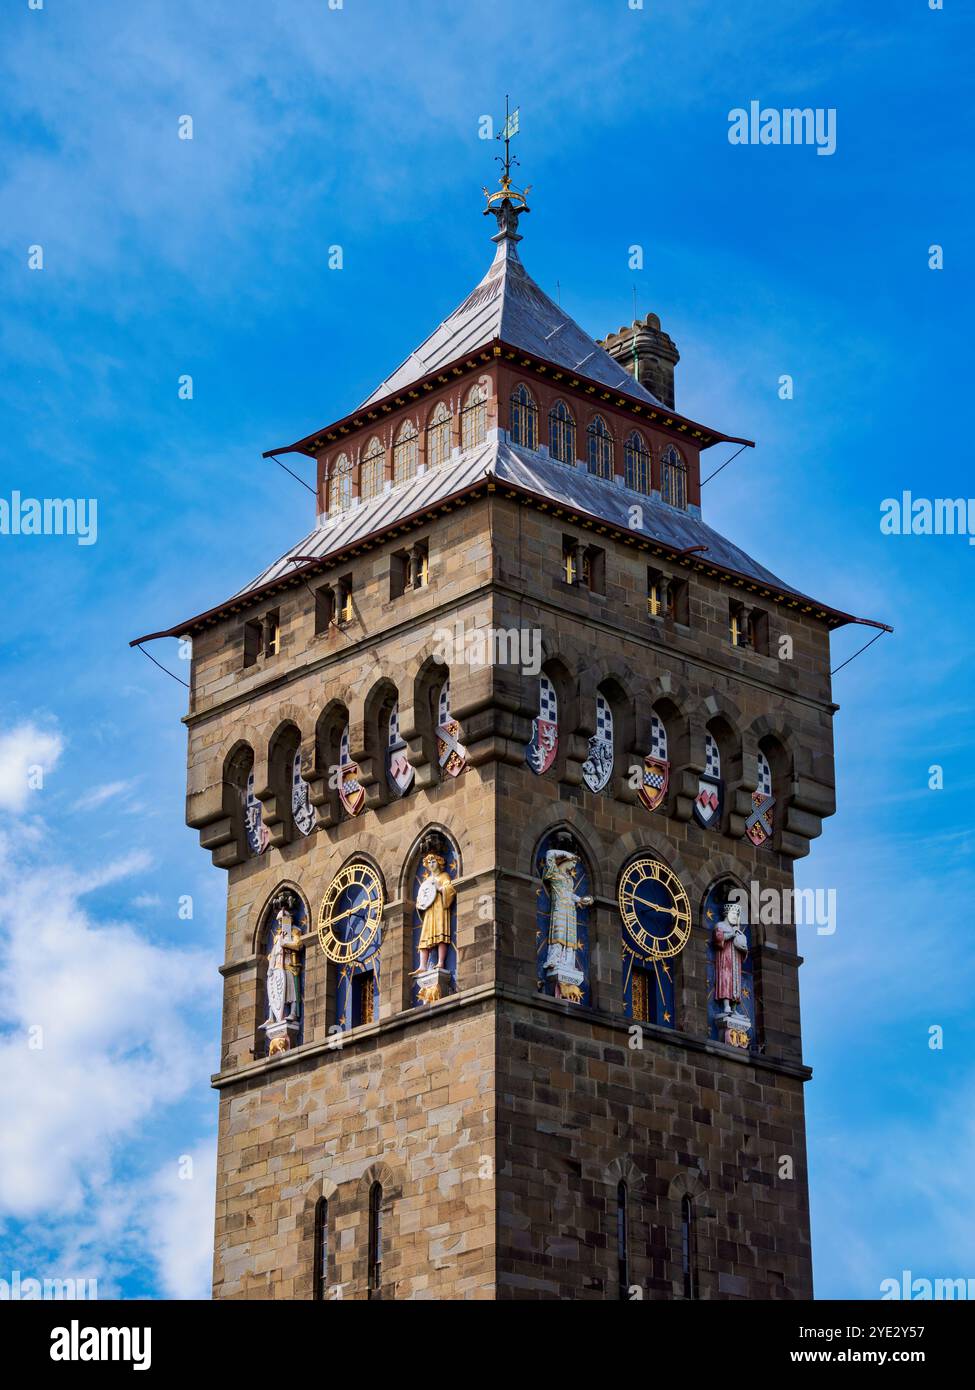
[[265, 902, 303, 1025], [542, 847, 593, 978]]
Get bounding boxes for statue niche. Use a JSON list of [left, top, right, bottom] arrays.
[[704, 882, 756, 1050], [535, 830, 592, 1006], [410, 834, 459, 1005], [261, 890, 305, 1057]]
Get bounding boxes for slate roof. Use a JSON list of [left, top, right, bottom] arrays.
[[360, 235, 666, 409], [131, 433, 886, 641], [235, 438, 795, 601]]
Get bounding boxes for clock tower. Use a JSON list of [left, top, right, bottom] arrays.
[[136, 159, 883, 1301]]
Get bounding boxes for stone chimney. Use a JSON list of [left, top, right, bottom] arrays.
[[598, 313, 680, 409]]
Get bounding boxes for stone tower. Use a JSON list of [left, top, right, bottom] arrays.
[[135, 168, 882, 1301]]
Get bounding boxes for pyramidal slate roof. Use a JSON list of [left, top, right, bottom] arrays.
[[360, 232, 665, 409]]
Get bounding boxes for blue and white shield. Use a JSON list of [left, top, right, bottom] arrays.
[[582, 694, 614, 793]]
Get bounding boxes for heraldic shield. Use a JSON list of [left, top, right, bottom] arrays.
[[338, 725, 365, 817], [581, 693, 614, 793], [746, 751, 774, 847], [639, 714, 670, 813], [639, 757, 670, 813], [693, 733, 724, 829], [386, 703, 414, 797], [525, 674, 558, 775], [436, 680, 468, 778]]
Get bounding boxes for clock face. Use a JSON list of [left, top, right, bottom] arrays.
[[618, 857, 691, 962], [317, 861, 385, 966]]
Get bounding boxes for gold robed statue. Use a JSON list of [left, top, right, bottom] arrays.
[[411, 852, 456, 979]]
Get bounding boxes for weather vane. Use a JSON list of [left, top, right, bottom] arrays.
[[483, 95, 531, 218]]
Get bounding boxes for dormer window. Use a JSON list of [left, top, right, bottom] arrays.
[[660, 445, 687, 509], [426, 401, 451, 469], [587, 415, 614, 480], [360, 438, 385, 501], [327, 453, 352, 514], [548, 400, 576, 464], [392, 421, 418, 484], [461, 384, 486, 450], [510, 384, 538, 450], [624, 431, 651, 494]]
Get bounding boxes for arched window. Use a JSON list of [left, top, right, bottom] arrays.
[[327, 453, 352, 514], [661, 445, 687, 509], [617, 1180, 630, 1301], [313, 1197, 329, 1300], [359, 438, 385, 502], [548, 400, 576, 464], [624, 431, 650, 494], [425, 401, 451, 470], [510, 383, 538, 449], [587, 415, 614, 479], [461, 384, 487, 450], [681, 1194, 698, 1299], [367, 1182, 383, 1298], [392, 421, 418, 484]]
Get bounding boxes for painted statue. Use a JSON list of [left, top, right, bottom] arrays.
[[265, 900, 303, 1031], [541, 846, 593, 999], [412, 852, 456, 975], [713, 902, 748, 1020]]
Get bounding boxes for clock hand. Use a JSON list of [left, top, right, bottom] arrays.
[[326, 901, 378, 926], [630, 892, 679, 916]]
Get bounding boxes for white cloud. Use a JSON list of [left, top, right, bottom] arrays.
[[138, 1143, 218, 1299], [75, 779, 137, 812], [0, 723, 62, 813], [0, 844, 214, 1218], [0, 719, 219, 1297]]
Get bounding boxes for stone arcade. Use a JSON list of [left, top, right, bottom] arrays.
[[135, 160, 884, 1300]]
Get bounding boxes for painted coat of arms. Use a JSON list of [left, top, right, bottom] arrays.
[[525, 674, 558, 775], [436, 680, 468, 778], [386, 702, 414, 797], [244, 771, 270, 855], [338, 724, 365, 817], [292, 750, 316, 836], [638, 714, 670, 813], [746, 751, 774, 847], [582, 693, 614, 793], [693, 733, 723, 829]]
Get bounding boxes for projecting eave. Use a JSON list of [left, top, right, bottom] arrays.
[[131, 440, 888, 646], [262, 337, 754, 460]]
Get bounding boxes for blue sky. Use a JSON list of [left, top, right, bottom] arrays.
[[0, 0, 971, 1299]]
